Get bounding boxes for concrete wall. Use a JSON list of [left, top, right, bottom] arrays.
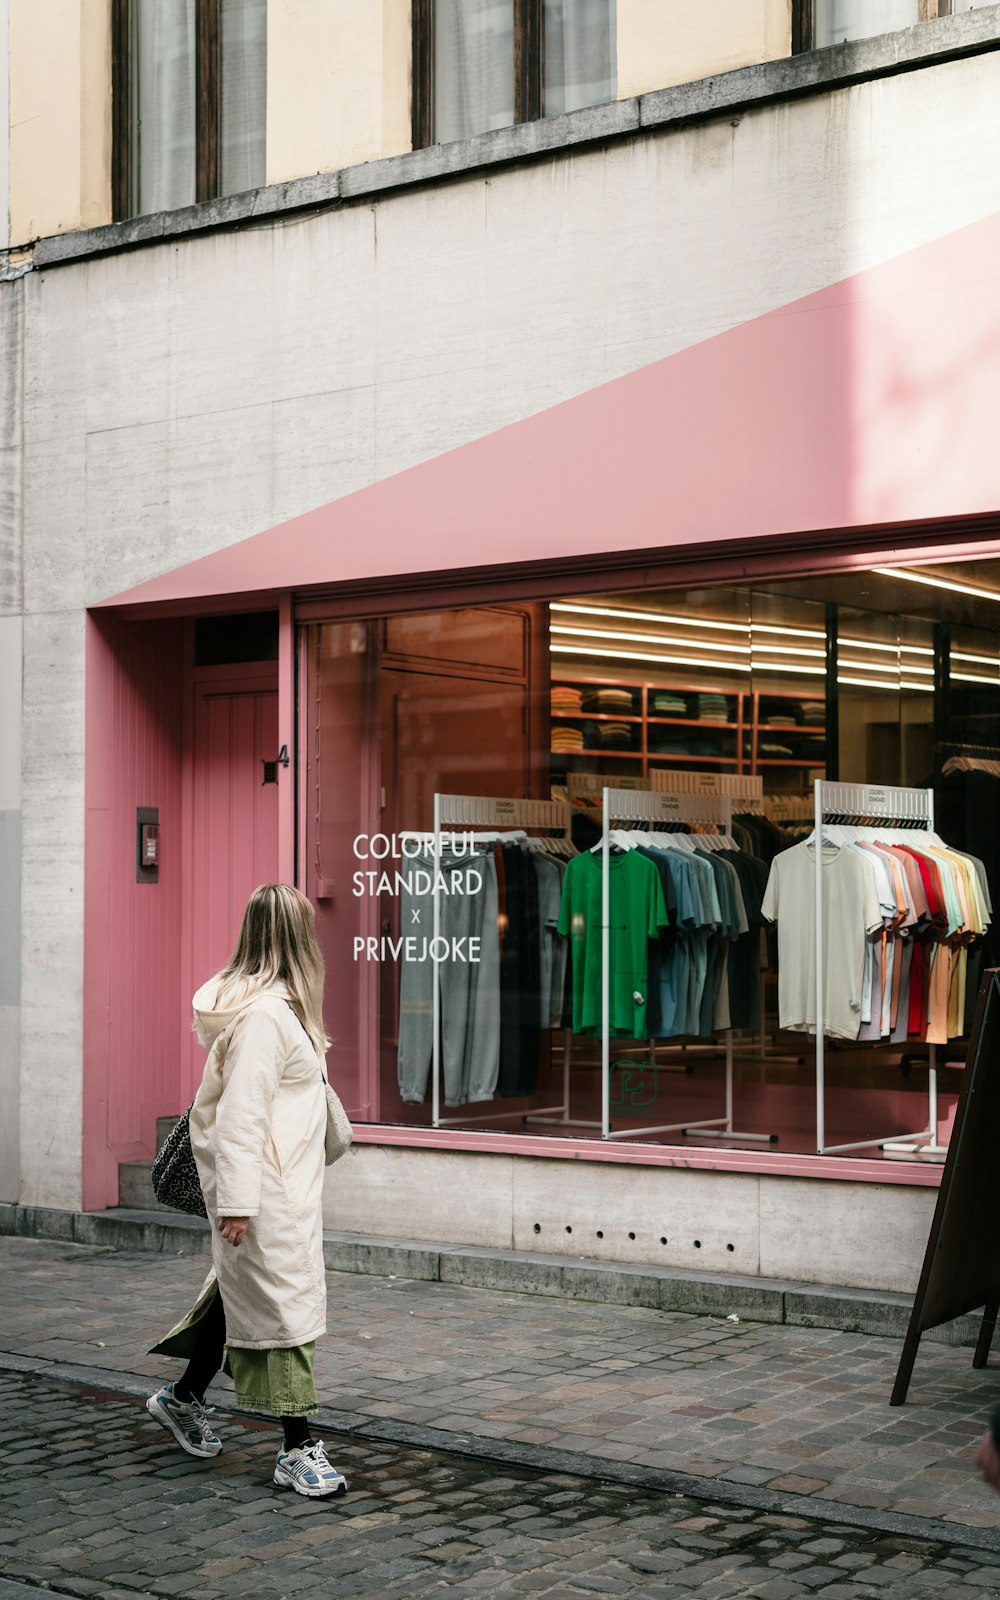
[[0, 612, 20, 1204], [617, 0, 791, 98], [9, 46, 1000, 1212], [323, 1146, 935, 1294], [0, 273, 20, 1203]]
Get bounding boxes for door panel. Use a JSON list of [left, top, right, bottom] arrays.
[[186, 684, 279, 1094]]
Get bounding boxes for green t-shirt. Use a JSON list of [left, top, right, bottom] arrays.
[[557, 850, 669, 1039]]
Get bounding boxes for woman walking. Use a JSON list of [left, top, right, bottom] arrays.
[[146, 883, 346, 1498]]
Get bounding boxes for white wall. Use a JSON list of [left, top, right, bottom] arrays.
[[13, 49, 1000, 1212]]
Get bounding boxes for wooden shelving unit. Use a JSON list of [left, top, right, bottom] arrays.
[[748, 690, 826, 787], [550, 676, 827, 786], [550, 673, 744, 777]]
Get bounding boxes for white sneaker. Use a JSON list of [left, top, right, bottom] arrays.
[[273, 1439, 347, 1498], [146, 1381, 222, 1459]]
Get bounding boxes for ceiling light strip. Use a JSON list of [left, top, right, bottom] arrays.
[[551, 623, 828, 661], [837, 676, 933, 692], [552, 601, 826, 641], [550, 642, 828, 676], [870, 566, 1000, 604]]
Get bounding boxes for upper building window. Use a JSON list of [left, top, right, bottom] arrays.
[[797, 0, 989, 51], [112, 0, 267, 219], [412, 0, 616, 149]]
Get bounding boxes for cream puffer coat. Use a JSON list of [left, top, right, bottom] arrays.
[[187, 977, 327, 1350]]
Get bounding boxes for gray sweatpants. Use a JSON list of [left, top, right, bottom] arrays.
[[397, 849, 500, 1106]]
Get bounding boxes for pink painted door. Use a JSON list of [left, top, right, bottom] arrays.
[[185, 677, 280, 1094]]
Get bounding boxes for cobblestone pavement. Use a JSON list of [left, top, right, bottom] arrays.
[[3, 1370, 1000, 1600], [4, 1238, 1000, 1539]]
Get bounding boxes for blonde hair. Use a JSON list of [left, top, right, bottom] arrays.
[[217, 884, 330, 1055]]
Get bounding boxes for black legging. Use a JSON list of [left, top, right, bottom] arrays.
[[176, 1292, 312, 1452]]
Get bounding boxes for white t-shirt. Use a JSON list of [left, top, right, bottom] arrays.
[[761, 841, 883, 1041]]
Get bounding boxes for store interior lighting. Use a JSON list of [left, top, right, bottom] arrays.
[[869, 565, 1000, 603], [551, 602, 825, 640]]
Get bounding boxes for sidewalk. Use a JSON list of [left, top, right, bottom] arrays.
[[3, 1235, 999, 1538]]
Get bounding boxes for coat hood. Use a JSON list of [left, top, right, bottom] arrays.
[[193, 975, 290, 1049]]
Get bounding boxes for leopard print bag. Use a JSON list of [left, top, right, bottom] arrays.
[[150, 1106, 208, 1218]]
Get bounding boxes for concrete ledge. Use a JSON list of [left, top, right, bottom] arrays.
[[0, 1204, 938, 1344], [5, 6, 999, 272], [4, 1204, 992, 1351]]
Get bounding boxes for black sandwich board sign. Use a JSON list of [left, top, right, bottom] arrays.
[[892, 968, 1000, 1405]]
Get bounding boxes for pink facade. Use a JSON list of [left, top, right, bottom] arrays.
[[83, 210, 1000, 1209], [100, 209, 1000, 618]]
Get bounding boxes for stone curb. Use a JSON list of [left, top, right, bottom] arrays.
[[2, 1349, 998, 1556], [5, 1202, 982, 1351]]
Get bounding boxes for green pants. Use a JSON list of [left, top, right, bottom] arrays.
[[149, 1283, 317, 1418]]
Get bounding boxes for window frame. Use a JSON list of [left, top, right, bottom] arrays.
[[411, 0, 546, 151], [793, 0, 951, 52], [111, 0, 223, 220]]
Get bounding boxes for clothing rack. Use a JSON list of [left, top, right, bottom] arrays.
[[766, 794, 815, 822], [648, 771, 765, 808], [431, 793, 574, 1131], [812, 779, 944, 1157], [600, 786, 776, 1146]]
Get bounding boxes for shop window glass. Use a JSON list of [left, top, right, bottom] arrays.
[[220, 0, 268, 199], [433, 0, 516, 143], [117, 0, 267, 220], [419, 0, 616, 148], [302, 564, 1000, 1160], [194, 610, 278, 666], [947, 621, 1000, 762], [811, 0, 926, 48], [543, 0, 617, 118], [804, 2, 987, 51], [129, 0, 197, 214]]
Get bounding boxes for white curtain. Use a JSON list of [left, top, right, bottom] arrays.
[[131, 0, 196, 215], [544, 0, 616, 117], [434, 0, 514, 144], [813, 0, 920, 47], [220, 0, 267, 196]]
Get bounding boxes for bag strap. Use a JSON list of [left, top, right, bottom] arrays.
[[284, 1000, 330, 1086]]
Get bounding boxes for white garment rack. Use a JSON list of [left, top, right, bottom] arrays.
[[812, 779, 945, 1157], [600, 786, 776, 1146], [431, 793, 574, 1131]]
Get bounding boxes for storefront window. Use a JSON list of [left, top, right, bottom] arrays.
[[303, 560, 1000, 1165]]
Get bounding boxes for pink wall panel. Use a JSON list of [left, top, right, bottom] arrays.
[[183, 676, 279, 1099], [84, 615, 184, 1210]]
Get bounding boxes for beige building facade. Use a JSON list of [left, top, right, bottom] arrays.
[[4, 0, 823, 249]]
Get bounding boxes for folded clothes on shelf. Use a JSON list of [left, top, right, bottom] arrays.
[[697, 693, 730, 722], [582, 687, 634, 714], [598, 721, 633, 748], [551, 685, 583, 714], [651, 692, 688, 715]]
